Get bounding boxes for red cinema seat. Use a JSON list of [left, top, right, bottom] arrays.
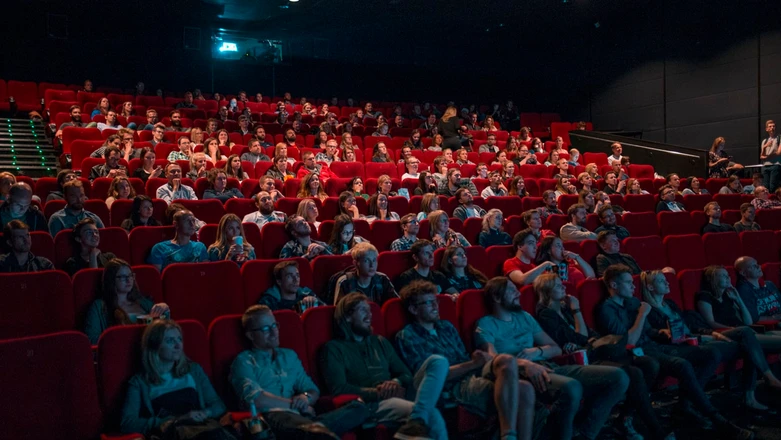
[[628, 164, 654, 179], [664, 234, 706, 272], [378, 250, 413, 283], [545, 214, 568, 236], [557, 194, 579, 213], [62, 127, 102, 154], [622, 194, 655, 213], [455, 289, 487, 351], [702, 232, 742, 266], [677, 269, 705, 310], [44, 89, 76, 106], [311, 254, 355, 302], [461, 217, 484, 246], [620, 212, 658, 237], [330, 161, 365, 179], [225, 198, 257, 220], [162, 261, 245, 327], [53, 226, 130, 270], [0, 269, 72, 339], [485, 245, 515, 277], [583, 152, 608, 167], [762, 262, 781, 286], [175, 199, 226, 224], [7, 80, 40, 112], [577, 278, 609, 328], [658, 211, 698, 236], [1, 332, 102, 440], [484, 196, 523, 216], [755, 208, 781, 231], [712, 193, 744, 211], [739, 231, 778, 264], [370, 220, 403, 252], [683, 194, 712, 212], [259, 222, 292, 258], [365, 162, 398, 178], [241, 258, 313, 306], [128, 226, 176, 265], [382, 295, 457, 341], [622, 236, 667, 270]]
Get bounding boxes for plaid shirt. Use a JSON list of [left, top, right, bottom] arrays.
[[279, 239, 332, 260], [334, 271, 398, 305], [751, 198, 781, 211], [390, 235, 417, 252], [167, 151, 190, 161], [396, 320, 470, 373]]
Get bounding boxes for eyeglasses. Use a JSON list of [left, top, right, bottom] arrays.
[[404, 219, 420, 226], [248, 322, 279, 333]]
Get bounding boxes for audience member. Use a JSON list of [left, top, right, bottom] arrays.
[[243, 191, 286, 228], [155, 163, 197, 203], [594, 230, 675, 277], [478, 209, 511, 247], [258, 261, 320, 312], [328, 214, 368, 255], [0, 220, 53, 272], [440, 246, 488, 291], [504, 229, 554, 286], [481, 171, 508, 198], [751, 186, 781, 210], [203, 169, 243, 202], [186, 152, 208, 181], [559, 203, 597, 242], [395, 239, 458, 296], [607, 142, 623, 165], [296, 199, 321, 229], [0, 183, 46, 231], [611, 161, 629, 181], [207, 214, 256, 264], [718, 175, 742, 194], [224, 154, 249, 182], [733, 203, 761, 232], [578, 190, 596, 213], [391, 214, 420, 252], [147, 210, 209, 271], [522, 209, 555, 241], [538, 236, 595, 285], [742, 173, 763, 195], [602, 172, 626, 195], [64, 218, 116, 275], [735, 257, 781, 325], [133, 148, 163, 183], [452, 188, 486, 221], [655, 185, 685, 213], [415, 172, 439, 196], [240, 139, 270, 165], [401, 157, 422, 181], [279, 215, 331, 260], [701, 202, 735, 233], [47, 169, 77, 202], [203, 138, 227, 164], [594, 204, 629, 239], [428, 210, 471, 248], [49, 179, 104, 236], [333, 242, 397, 305], [681, 176, 708, 195], [89, 146, 127, 181], [84, 259, 169, 344], [439, 168, 478, 197], [266, 155, 295, 181], [120, 196, 160, 232], [376, 174, 398, 197]]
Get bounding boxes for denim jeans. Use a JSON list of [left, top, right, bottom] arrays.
[[263, 400, 369, 436], [763, 165, 781, 192], [536, 365, 629, 440], [646, 343, 721, 415]]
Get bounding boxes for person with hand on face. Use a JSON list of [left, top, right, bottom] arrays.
[[186, 152, 208, 181], [156, 163, 197, 204], [396, 280, 538, 440], [655, 185, 685, 213], [119, 321, 229, 437], [207, 213, 255, 265], [243, 191, 286, 229], [147, 210, 209, 271], [64, 218, 116, 276], [333, 242, 397, 305], [428, 209, 471, 249], [0, 183, 46, 232], [279, 215, 332, 260], [258, 261, 321, 312], [203, 169, 243, 202], [481, 170, 508, 198], [89, 145, 127, 181], [414, 172, 439, 196], [554, 176, 577, 200], [0, 220, 53, 272], [167, 136, 193, 162], [733, 203, 761, 232], [535, 236, 595, 286], [602, 171, 626, 195], [133, 147, 164, 183], [84, 259, 169, 344], [504, 229, 556, 287], [229, 305, 365, 439], [597, 265, 755, 440]]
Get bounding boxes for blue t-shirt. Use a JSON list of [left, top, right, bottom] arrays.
[[147, 241, 209, 270]]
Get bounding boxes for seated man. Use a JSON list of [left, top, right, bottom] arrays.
[[734, 203, 761, 232], [258, 260, 320, 312], [750, 186, 781, 210], [552, 158, 574, 180], [735, 256, 781, 324], [241, 139, 271, 165], [596, 264, 754, 439], [0, 220, 54, 272], [742, 173, 763, 194], [602, 171, 626, 195], [149, 123, 167, 147], [315, 140, 340, 165], [0, 182, 47, 231], [243, 191, 286, 228], [155, 163, 197, 204], [174, 91, 198, 109], [701, 202, 735, 234], [54, 104, 85, 142], [656, 185, 685, 212], [396, 280, 538, 440], [165, 110, 190, 132], [480, 170, 508, 198], [607, 142, 623, 165], [395, 239, 458, 297], [476, 277, 630, 440], [147, 209, 209, 271], [559, 203, 597, 242], [89, 146, 127, 181], [296, 151, 334, 184], [478, 133, 499, 153], [96, 110, 123, 132], [390, 214, 420, 252], [333, 243, 397, 305], [320, 292, 449, 440], [439, 168, 478, 197], [504, 229, 556, 286], [230, 305, 369, 438], [137, 108, 158, 131], [595, 230, 675, 277], [167, 136, 193, 162], [48, 180, 104, 237], [593, 204, 630, 240], [279, 215, 332, 260], [452, 188, 486, 221]]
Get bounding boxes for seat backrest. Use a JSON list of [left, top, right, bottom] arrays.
[[657, 211, 698, 236], [455, 289, 487, 351], [676, 269, 704, 310], [621, 236, 667, 270], [664, 234, 706, 271], [1, 332, 103, 440], [382, 294, 458, 341], [162, 261, 245, 327], [682, 193, 712, 212], [702, 232, 742, 266], [0, 270, 74, 339], [128, 225, 176, 265], [620, 212, 658, 237], [259, 222, 290, 258], [755, 208, 781, 231], [377, 250, 413, 284], [176, 199, 226, 224], [311, 254, 355, 301], [622, 194, 655, 213], [739, 230, 778, 264], [369, 220, 403, 252], [241, 257, 313, 306], [577, 278, 609, 328]]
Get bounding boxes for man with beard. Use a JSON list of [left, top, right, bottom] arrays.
[[55, 105, 85, 142], [390, 214, 420, 252], [559, 203, 596, 242], [0, 220, 54, 272], [217, 106, 230, 123], [165, 110, 190, 132], [48, 179, 104, 236], [321, 292, 449, 440], [395, 240, 458, 296], [155, 163, 197, 204], [593, 204, 630, 240], [284, 129, 298, 147], [88, 146, 127, 181], [452, 188, 486, 221], [174, 91, 198, 109], [147, 209, 208, 271], [477, 277, 630, 440], [279, 215, 331, 260], [243, 191, 286, 228], [464, 112, 480, 131], [96, 110, 124, 132], [396, 280, 539, 440]]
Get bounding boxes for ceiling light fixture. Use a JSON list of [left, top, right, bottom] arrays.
[[289, 0, 299, 2]]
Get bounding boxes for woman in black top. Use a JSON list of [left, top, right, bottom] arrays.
[[534, 273, 674, 440], [437, 106, 463, 150], [133, 147, 164, 183], [642, 269, 781, 411], [414, 171, 438, 196], [439, 245, 487, 293], [121, 196, 161, 232], [64, 218, 116, 276]]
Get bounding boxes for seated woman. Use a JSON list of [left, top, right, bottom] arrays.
[[296, 173, 328, 202], [455, 148, 473, 165], [134, 148, 164, 183], [414, 171, 438, 195], [348, 176, 369, 200], [534, 273, 674, 440], [709, 136, 743, 178], [313, 130, 329, 149], [203, 168, 243, 202], [428, 209, 470, 248], [522, 208, 556, 240], [505, 137, 520, 155], [338, 191, 361, 220], [216, 128, 235, 148], [203, 138, 227, 164], [186, 153, 208, 181], [121, 196, 161, 232], [491, 150, 508, 167], [535, 235, 595, 285], [376, 174, 398, 197], [341, 146, 357, 163], [578, 189, 596, 214], [189, 127, 204, 146], [365, 193, 399, 222], [478, 208, 511, 247], [428, 133, 444, 152], [508, 175, 528, 198], [266, 155, 295, 181], [119, 320, 232, 438], [578, 172, 597, 194], [501, 161, 515, 180], [554, 176, 577, 199], [719, 175, 742, 194], [440, 245, 488, 292], [530, 137, 545, 153], [339, 132, 355, 150], [328, 214, 368, 255], [64, 218, 117, 276], [207, 213, 256, 265], [401, 157, 421, 181], [106, 176, 136, 209], [48, 169, 78, 202], [642, 269, 781, 411], [682, 176, 709, 195], [222, 154, 247, 182], [371, 142, 392, 163], [624, 178, 650, 195], [482, 116, 498, 132], [544, 150, 560, 167], [84, 258, 170, 344], [416, 192, 440, 221], [585, 163, 602, 181], [296, 198, 321, 229]]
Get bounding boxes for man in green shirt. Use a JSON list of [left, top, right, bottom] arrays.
[[320, 292, 449, 440]]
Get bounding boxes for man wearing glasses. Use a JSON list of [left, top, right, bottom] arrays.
[[155, 163, 197, 204], [655, 185, 685, 213], [391, 214, 420, 252], [230, 305, 369, 438], [439, 168, 478, 197], [0, 220, 53, 272]]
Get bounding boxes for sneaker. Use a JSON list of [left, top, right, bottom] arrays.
[[617, 416, 644, 440], [393, 418, 433, 440]]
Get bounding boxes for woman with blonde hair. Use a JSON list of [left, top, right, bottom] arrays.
[[296, 198, 320, 228], [544, 150, 560, 167], [624, 178, 650, 195], [203, 138, 227, 163], [585, 163, 602, 181], [482, 116, 498, 132], [119, 320, 230, 437], [440, 245, 488, 292], [417, 193, 440, 220], [189, 127, 204, 146], [428, 209, 470, 248], [297, 173, 328, 202], [341, 146, 357, 162], [437, 106, 463, 150], [186, 152, 208, 180], [428, 134, 444, 152], [106, 176, 136, 209], [371, 142, 392, 163], [376, 174, 398, 197], [478, 208, 511, 247], [208, 213, 255, 264], [708, 136, 743, 178], [554, 176, 576, 199], [340, 132, 354, 149]]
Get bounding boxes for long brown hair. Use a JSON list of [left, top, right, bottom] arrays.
[[208, 213, 252, 254], [440, 245, 488, 285], [141, 320, 190, 385], [101, 258, 143, 326]]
